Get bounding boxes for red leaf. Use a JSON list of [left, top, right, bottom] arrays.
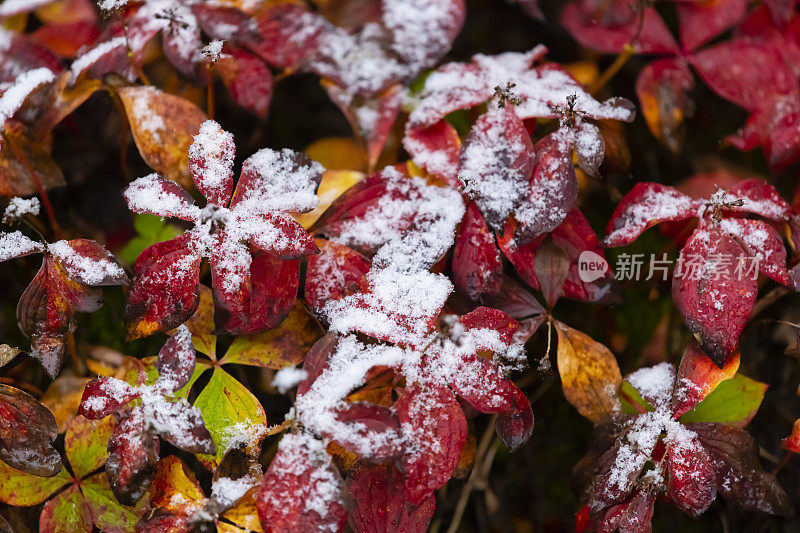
[[597, 489, 656, 533], [726, 179, 792, 221], [246, 213, 320, 259], [484, 275, 546, 319], [604, 183, 701, 248], [125, 235, 202, 339], [458, 106, 534, 230], [452, 202, 503, 301], [692, 422, 789, 515], [501, 209, 619, 303], [719, 217, 789, 285], [123, 174, 200, 221], [728, 93, 800, 170], [459, 306, 520, 345], [252, 4, 327, 69], [216, 48, 273, 121], [330, 402, 404, 462], [257, 433, 347, 533], [49, 238, 128, 286], [533, 236, 570, 308], [395, 385, 467, 504], [155, 326, 196, 393], [213, 251, 299, 336], [305, 240, 371, 318], [689, 39, 799, 112], [514, 133, 578, 242], [0, 31, 63, 85], [106, 409, 161, 506], [671, 343, 740, 419], [677, 0, 747, 52], [781, 418, 800, 453], [346, 464, 435, 533], [666, 433, 716, 517], [149, 400, 215, 455], [0, 384, 62, 477], [78, 376, 138, 420], [188, 120, 235, 206], [672, 224, 758, 366], [403, 120, 462, 187], [297, 334, 340, 396], [560, 2, 678, 54], [495, 384, 535, 452]]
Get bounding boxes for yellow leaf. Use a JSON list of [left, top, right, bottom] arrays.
[[40, 375, 90, 433], [305, 137, 367, 172], [218, 487, 263, 532], [555, 321, 622, 423]]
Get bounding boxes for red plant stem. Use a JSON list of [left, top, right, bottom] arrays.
[[3, 132, 62, 239], [206, 63, 215, 119]]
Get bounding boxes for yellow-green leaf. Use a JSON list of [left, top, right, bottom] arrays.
[[0, 461, 70, 506], [81, 472, 145, 532], [222, 301, 323, 369], [194, 369, 266, 465], [64, 415, 114, 479], [679, 373, 767, 427], [40, 485, 91, 533]]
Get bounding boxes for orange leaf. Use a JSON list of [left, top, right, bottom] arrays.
[[555, 321, 622, 423], [117, 86, 207, 188], [295, 169, 363, 229]]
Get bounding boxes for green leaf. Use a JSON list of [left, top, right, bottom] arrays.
[[40, 485, 91, 533], [81, 473, 144, 532], [0, 461, 70, 506], [679, 374, 767, 427], [139, 357, 210, 399], [120, 214, 182, 263], [64, 416, 114, 479], [194, 369, 266, 465], [619, 381, 653, 415]]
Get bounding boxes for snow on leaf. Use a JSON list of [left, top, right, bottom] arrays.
[[672, 224, 758, 367], [395, 384, 467, 505], [189, 120, 235, 207], [604, 182, 701, 248], [407, 46, 635, 130], [3, 196, 40, 222], [123, 173, 200, 222], [305, 239, 371, 319], [47, 239, 127, 287], [719, 217, 789, 285], [256, 432, 347, 533], [452, 202, 503, 301], [0, 67, 55, 134], [402, 119, 462, 188], [0, 230, 44, 261], [214, 47, 273, 120]]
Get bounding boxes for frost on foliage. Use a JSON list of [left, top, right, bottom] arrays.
[[605, 179, 793, 365], [406, 46, 635, 130], [3, 197, 40, 222], [0, 231, 126, 378], [0, 67, 55, 133], [584, 357, 787, 525], [122, 119, 322, 338], [79, 326, 215, 504]]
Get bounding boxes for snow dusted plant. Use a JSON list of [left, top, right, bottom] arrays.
[[0, 0, 799, 531]]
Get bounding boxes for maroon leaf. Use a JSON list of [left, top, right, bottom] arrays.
[[305, 240, 371, 318], [79, 376, 138, 420], [251, 4, 328, 69], [692, 422, 789, 515], [155, 325, 196, 393], [212, 251, 299, 336], [123, 174, 200, 221], [459, 306, 520, 345], [188, 120, 235, 207], [635, 58, 695, 153], [49, 239, 128, 287], [330, 403, 404, 462], [346, 464, 436, 533], [458, 106, 534, 230], [149, 400, 215, 455], [666, 434, 716, 517], [533, 235, 570, 309], [106, 409, 161, 506], [0, 384, 61, 477], [125, 234, 203, 340], [726, 179, 792, 222], [257, 432, 347, 533], [727, 93, 800, 171], [297, 334, 340, 396], [484, 276, 546, 319], [719, 217, 789, 285], [403, 120, 462, 187], [672, 224, 758, 366], [604, 183, 701, 248], [452, 202, 503, 301], [597, 489, 656, 533], [218, 48, 273, 120], [395, 385, 467, 504], [495, 384, 535, 452]]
